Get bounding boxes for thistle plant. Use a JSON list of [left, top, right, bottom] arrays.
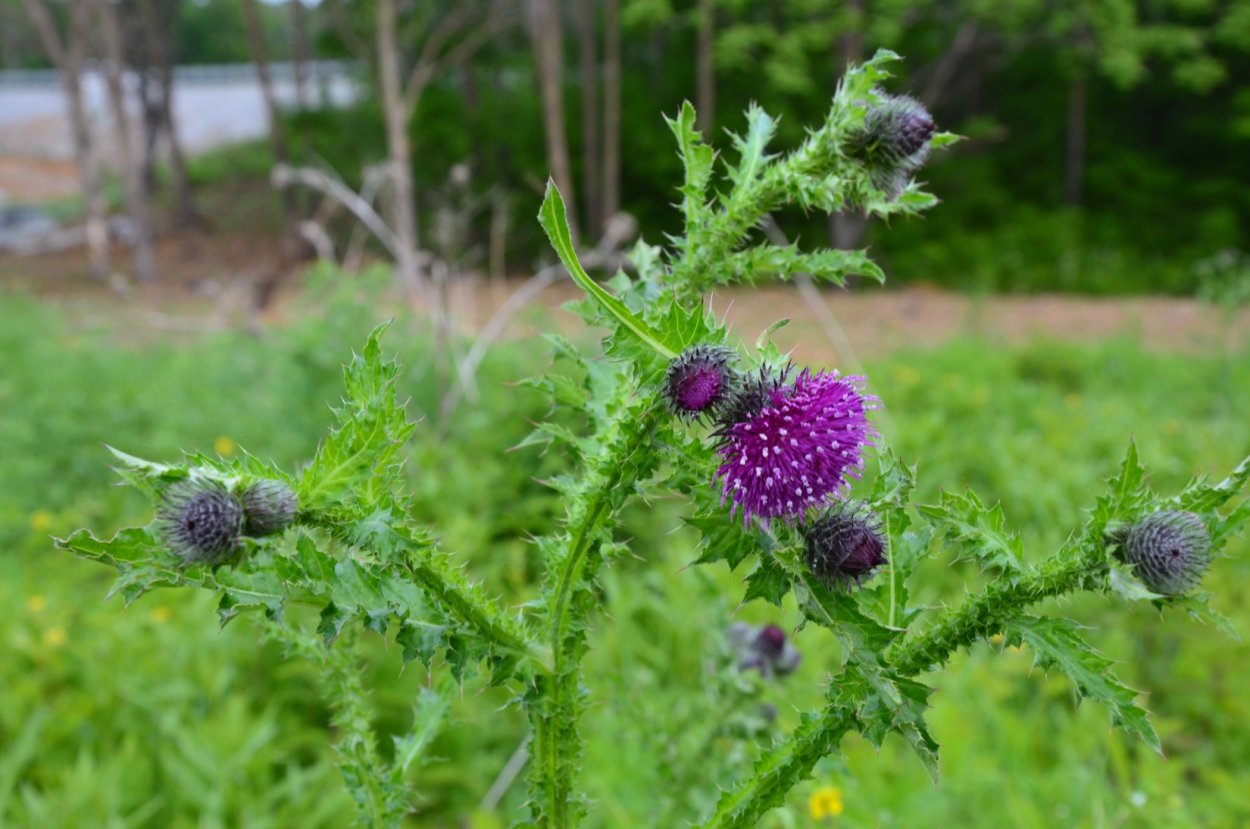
[[58, 52, 1250, 828]]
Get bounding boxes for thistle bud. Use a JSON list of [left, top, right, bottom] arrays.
[[664, 345, 738, 422], [728, 621, 802, 678], [157, 480, 244, 566], [1124, 510, 1212, 596], [845, 94, 936, 198], [241, 480, 298, 536], [803, 503, 887, 589]]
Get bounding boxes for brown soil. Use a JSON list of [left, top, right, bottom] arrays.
[[0, 156, 81, 202], [2, 231, 1246, 359]]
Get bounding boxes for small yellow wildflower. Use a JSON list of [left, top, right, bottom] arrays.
[[151, 606, 173, 624], [26, 594, 47, 613], [42, 626, 67, 648], [30, 511, 53, 532], [809, 786, 844, 820], [214, 435, 237, 457], [990, 633, 1004, 645]]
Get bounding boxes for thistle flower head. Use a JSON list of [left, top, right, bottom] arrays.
[[664, 345, 738, 421], [846, 94, 936, 198], [241, 479, 298, 536], [714, 368, 876, 527], [803, 503, 888, 589], [728, 621, 802, 678], [1124, 510, 1212, 596], [157, 480, 244, 566]]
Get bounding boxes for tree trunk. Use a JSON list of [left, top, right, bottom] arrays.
[[528, 0, 578, 241], [830, 0, 865, 250], [1064, 72, 1087, 206], [574, 0, 600, 239], [290, 0, 310, 109], [23, 0, 111, 279], [1, 3, 24, 69], [139, 0, 197, 227], [376, 0, 424, 297], [695, 0, 714, 133], [94, 0, 158, 283], [601, 0, 620, 230]]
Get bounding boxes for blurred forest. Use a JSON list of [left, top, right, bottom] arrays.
[[3, 0, 1249, 294]]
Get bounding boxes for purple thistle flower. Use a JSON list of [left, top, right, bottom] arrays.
[[714, 368, 877, 527]]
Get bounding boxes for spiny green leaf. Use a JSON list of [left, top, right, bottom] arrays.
[[725, 104, 778, 187], [743, 555, 790, 606], [665, 100, 715, 228], [1169, 594, 1240, 640], [538, 182, 677, 360], [724, 244, 884, 286], [919, 490, 1023, 573], [1002, 615, 1160, 753]]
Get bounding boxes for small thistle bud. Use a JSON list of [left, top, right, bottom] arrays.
[[847, 94, 935, 166], [664, 345, 738, 421], [845, 94, 936, 198], [803, 503, 887, 589], [728, 621, 802, 678], [1123, 510, 1212, 596], [241, 480, 298, 536], [157, 480, 244, 566]]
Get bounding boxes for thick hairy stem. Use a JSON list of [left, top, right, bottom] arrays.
[[529, 410, 658, 827], [531, 484, 617, 827], [700, 541, 1107, 829]]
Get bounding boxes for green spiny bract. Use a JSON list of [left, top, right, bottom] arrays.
[[157, 479, 244, 566], [242, 479, 299, 536], [845, 93, 936, 198], [802, 502, 888, 589], [1123, 510, 1213, 595]]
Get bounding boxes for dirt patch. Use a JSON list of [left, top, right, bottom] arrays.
[[2, 234, 1245, 358], [0, 156, 81, 202]]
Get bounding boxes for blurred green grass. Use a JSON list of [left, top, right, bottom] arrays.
[[1, 285, 1247, 827]]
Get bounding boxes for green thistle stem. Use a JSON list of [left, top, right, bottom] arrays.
[[700, 539, 1108, 829], [528, 407, 660, 826]]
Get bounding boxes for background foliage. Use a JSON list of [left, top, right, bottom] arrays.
[[3, 280, 1248, 826]]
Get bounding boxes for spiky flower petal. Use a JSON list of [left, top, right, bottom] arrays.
[[803, 503, 887, 589], [157, 480, 244, 566], [241, 480, 298, 536], [664, 345, 739, 421], [714, 368, 876, 527], [1124, 510, 1212, 596]]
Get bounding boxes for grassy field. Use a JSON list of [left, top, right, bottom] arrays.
[[1, 284, 1247, 828]]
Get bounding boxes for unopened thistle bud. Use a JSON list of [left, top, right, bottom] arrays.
[[241, 480, 298, 536], [1123, 510, 1212, 596], [157, 480, 244, 566], [664, 345, 738, 422], [728, 621, 802, 678], [845, 94, 936, 198], [803, 503, 887, 589]]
